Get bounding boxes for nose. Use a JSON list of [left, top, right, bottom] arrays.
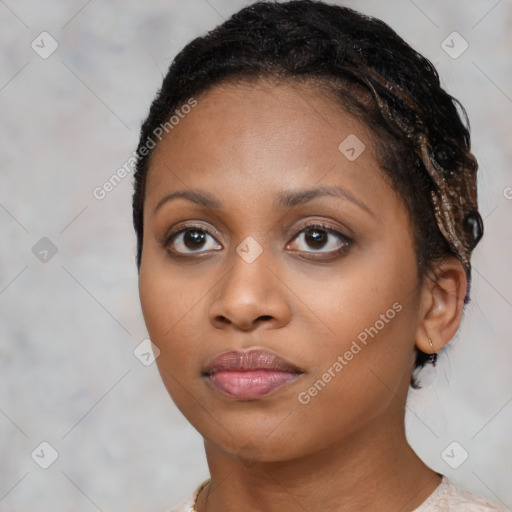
[[208, 250, 292, 332]]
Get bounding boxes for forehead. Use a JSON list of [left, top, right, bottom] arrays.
[[153, 79, 372, 154], [145, 82, 398, 222]]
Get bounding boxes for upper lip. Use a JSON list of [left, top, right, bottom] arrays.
[[203, 349, 303, 375]]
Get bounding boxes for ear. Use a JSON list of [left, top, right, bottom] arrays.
[[415, 256, 467, 354]]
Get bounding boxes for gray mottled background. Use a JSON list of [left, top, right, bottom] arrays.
[[1, 0, 511, 511]]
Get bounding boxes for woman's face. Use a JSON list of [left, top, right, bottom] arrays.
[[138, 80, 424, 462]]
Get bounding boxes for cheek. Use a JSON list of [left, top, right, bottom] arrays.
[[138, 269, 171, 338], [294, 237, 419, 353], [138, 265, 201, 409], [138, 257, 193, 362], [294, 245, 420, 404], [290, 298, 419, 450], [138, 242, 201, 338], [138, 253, 212, 381]]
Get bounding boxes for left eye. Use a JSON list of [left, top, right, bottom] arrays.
[[287, 224, 351, 253]]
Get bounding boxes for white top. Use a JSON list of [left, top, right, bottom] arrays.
[[167, 477, 508, 512]]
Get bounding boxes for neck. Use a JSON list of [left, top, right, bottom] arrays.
[[195, 412, 441, 512]]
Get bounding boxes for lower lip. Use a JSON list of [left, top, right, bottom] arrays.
[[207, 370, 300, 399]]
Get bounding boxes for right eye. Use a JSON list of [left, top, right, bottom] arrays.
[[165, 226, 223, 255]]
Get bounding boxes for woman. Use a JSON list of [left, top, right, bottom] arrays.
[[131, 1, 505, 510]]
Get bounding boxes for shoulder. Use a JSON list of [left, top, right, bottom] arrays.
[[166, 480, 209, 512], [166, 492, 195, 512], [414, 476, 508, 512]]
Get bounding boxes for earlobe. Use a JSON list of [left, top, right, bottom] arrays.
[[415, 257, 468, 354]]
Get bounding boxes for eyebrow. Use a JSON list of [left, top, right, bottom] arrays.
[[153, 185, 373, 217]]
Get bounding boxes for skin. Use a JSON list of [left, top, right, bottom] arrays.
[[138, 79, 467, 512]]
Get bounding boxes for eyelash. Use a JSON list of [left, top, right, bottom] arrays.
[[163, 222, 353, 259]]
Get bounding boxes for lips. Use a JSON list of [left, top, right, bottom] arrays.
[[203, 349, 303, 399]]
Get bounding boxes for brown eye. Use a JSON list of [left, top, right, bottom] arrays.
[[304, 229, 329, 250], [167, 227, 222, 254], [287, 223, 352, 254]]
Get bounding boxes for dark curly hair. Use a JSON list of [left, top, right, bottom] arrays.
[[132, 0, 483, 386]]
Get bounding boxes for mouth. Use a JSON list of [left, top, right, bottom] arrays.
[[202, 349, 303, 399]]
